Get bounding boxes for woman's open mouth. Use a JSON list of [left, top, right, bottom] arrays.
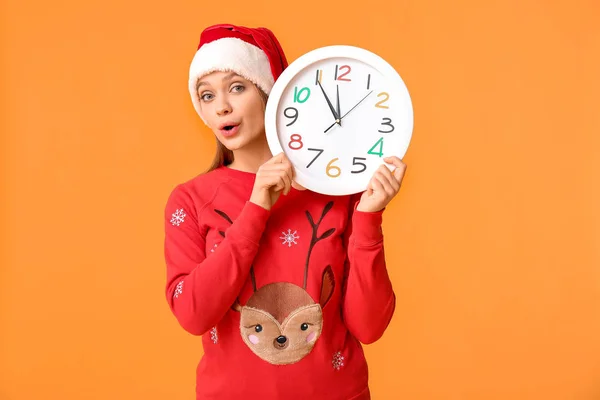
[[219, 123, 240, 138]]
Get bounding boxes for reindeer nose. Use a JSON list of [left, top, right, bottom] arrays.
[[274, 335, 289, 350]]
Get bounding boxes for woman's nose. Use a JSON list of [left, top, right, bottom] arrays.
[[216, 99, 232, 116]]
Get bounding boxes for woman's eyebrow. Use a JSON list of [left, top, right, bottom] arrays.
[[197, 72, 240, 90]]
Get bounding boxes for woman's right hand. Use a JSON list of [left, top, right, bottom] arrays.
[[249, 152, 295, 211]]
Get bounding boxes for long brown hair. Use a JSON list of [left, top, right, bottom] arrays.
[[204, 85, 269, 173]]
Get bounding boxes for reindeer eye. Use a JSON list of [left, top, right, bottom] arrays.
[[254, 325, 263, 333], [301, 323, 309, 331]]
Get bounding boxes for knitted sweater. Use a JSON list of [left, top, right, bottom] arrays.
[[164, 165, 395, 399]]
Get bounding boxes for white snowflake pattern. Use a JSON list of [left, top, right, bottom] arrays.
[[173, 280, 184, 299], [332, 351, 345, 370], [280, 229, 300, 247], [170, 208, 187, 226], [210, 243, 218, 253], [210, 327, 218, 344]]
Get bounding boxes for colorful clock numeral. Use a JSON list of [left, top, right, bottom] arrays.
[[368, 137, 384, 157], [375, 92, 390, 109], [304, 150, 369, 176], [287, 65, 390, 178], [326, 158, 342, 178], [378, 118, 394, 133], [335, 65, 351, 81], [284, 107, 299, 126], [294, 87, 310, 103], [351, 157, 367, 174], [289, 134, 304, 150], [315, 70, 323, 85], [306, 148, 324, 168]]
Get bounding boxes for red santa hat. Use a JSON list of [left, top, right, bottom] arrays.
[[188, 24, 288, 120]]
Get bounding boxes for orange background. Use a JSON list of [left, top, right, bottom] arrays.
[[1, 0, 599, 399]]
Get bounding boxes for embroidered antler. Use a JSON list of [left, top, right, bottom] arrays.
[[231, 202, 337, 366], [214, 209, 257, 292], [304, 201, 336, 289]]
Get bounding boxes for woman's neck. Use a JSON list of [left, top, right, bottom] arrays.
[[227, 137, 273, 174]]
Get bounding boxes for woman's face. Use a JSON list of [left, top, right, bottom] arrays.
[[196, 71, 267, 151]]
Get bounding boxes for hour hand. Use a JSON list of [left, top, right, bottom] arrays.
[[317, 81, 340, 124]]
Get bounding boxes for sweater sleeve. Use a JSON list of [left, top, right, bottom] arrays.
[[341, 193, 396, 344], [164, 184, 270, 336]]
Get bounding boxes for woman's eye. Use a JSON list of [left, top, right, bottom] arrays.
[[231, 84, 245, 93], [200, 93, 213, 101]]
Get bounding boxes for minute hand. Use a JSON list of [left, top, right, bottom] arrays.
[[324, 90, 373, 133], [317, 80, 340, 123]]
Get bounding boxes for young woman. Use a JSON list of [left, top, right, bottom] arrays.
[[164, 24, 407, 399]]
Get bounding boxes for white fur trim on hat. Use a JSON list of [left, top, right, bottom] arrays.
[[188, 37, 274, 121]]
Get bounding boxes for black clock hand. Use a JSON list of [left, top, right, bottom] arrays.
[[340, 90, 373, 120], [317, 80, 340, 124], [336, 85, 341, 127], [324, 90, 373, 133]]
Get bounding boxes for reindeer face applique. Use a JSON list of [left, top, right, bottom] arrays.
[[215, 201, 336, 365]]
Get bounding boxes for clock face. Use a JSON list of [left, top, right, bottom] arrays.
[[265, 46, 413, 196]]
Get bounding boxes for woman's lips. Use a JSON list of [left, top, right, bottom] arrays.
[[220, 124, 240, 138]]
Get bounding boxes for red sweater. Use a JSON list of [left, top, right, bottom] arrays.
[[164, 165, 395, 399]]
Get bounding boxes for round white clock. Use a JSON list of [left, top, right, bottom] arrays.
[[265, 45, 413, 196]]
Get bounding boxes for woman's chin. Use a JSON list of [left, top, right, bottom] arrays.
[[220, 135, 246, 151]]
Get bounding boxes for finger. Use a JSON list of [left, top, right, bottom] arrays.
[[282, 157, 295, 189], [280, 169, 292, 195], [383, 156, 403, 167], [262, 163, 293, 193], [263, 155, 293, 171], [282, 155, 296, 182], [260, 170, 287, 192], [267, 152, 286, 164], [276, 156, 295, 194], [280, 152, 292, 164], [374, 171, 395, 197], [260, 163, 290, 173], [371, 174, 385, 196], [279, 153, 295, 176], [383, 157, 407, 183], [393, 164, 407, 183], [366, 175, 375, 191], [275, 173, 288, 193], [377, 165, 400, 192], [291, 181, 307, 191], [272, 169, 292, 195], [362, 179, 374, 197]]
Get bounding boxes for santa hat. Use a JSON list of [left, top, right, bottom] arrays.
[[188, 24, 288, 120]]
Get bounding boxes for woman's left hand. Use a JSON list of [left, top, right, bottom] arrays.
[[356, 156, 407, 213]]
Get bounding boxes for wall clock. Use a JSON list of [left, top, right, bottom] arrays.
[[265, 45, 413, 196]]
